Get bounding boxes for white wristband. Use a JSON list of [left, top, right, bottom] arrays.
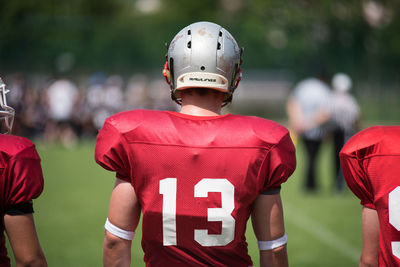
[[257, 233, 287, 250], [105, 218, 135, 240]]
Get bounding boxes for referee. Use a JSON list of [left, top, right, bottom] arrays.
[[287, 76, 333, 192], [331, 73, 360, 193]]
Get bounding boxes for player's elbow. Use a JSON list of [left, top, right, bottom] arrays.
[[103, 231, 132, 266], [103, 231, 132, 255], [15, 252, 47, 267], [359, 256, 378, 267], [104, 230, 124, 251], [272, 244, 286, 253], [271, 245, 288, 267], [260, 245, 288, 267]]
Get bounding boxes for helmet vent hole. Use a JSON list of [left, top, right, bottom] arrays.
[[169, 58, 174, 84], [200, 66, 205, 71], [217, 42, 221, 50], [187, 41, 191, 48], [188, 30, 191, 35], [219, 31, 222, 37]]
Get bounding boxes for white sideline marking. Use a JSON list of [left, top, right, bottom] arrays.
[[285, 203, 360, 263]]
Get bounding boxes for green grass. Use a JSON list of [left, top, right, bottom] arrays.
[[7, 139, 362, 266]]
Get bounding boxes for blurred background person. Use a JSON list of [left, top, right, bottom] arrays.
[[44, 76, 79, 147], [125, 74, 153, 111], [85, 72, 108, 131], [331, 72, 361, 193], [103, 75, 124, 114], [287, 73, 332, 192], [20, 86, 47, 140]]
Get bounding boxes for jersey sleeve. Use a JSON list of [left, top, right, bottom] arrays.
[[259, 132, 296, 192], [95, 120, 131, 182], [340, 152, 375, 209], [6, 145, 44, 206]]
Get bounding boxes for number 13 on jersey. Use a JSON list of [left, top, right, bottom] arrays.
[[159, 178, 236, 247]]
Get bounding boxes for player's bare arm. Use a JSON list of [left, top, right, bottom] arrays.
[[251, 193, 288, 267], [360, 207, 379, 267], [4, 213, 47, 267], [103, 178, 141, 267]]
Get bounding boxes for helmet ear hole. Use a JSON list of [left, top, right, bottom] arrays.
[[200, 66, 205, 71], [187, 41, 191, 48]]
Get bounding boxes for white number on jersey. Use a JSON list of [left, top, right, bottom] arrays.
[[389, 186, 400, 259], [159, 178, 235, 247], [159, 178, 177, 246]]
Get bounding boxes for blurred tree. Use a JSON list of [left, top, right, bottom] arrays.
[[0, 0, 399, 84]]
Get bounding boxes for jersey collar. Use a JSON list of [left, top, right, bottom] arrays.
[[164, 111, 230, 121]]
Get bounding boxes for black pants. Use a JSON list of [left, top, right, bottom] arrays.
[[333, 128, 345, 192], [302, 137, 322, 191]]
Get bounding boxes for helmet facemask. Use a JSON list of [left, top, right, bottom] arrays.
[[0, 78, 15, 134]]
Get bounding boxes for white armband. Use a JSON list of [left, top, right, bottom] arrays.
[[105, 218, 135, 240], [257, 233, 287, 250]]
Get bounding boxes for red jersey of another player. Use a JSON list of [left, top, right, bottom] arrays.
[[95, 109, 296, 267], [340, 126, 400, 266], [0, 135, 44, 267]]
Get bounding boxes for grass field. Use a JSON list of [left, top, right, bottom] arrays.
[[7, 138, 362, 266]]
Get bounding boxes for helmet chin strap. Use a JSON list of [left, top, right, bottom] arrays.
[[233, 66, 242, 90], [170, 90, 182, 106], [221, 94, 232, 107], [163, 61, 182, 105]]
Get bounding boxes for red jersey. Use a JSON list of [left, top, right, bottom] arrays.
[[0, 135, 44, 267], [95, 109, 296, 267], [340, 126, 400, 266]]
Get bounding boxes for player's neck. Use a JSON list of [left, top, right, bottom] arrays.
[[180, 91, 223, 116], [180, 104, 221, 116]]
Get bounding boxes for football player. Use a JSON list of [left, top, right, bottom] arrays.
[[0, 78, 47, 266], [96, 21, 296, 267], [340, 126, 400, 266]]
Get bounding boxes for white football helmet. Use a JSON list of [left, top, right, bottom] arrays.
[[0, 78, 15, 134], [163, 21, 243, 105]]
